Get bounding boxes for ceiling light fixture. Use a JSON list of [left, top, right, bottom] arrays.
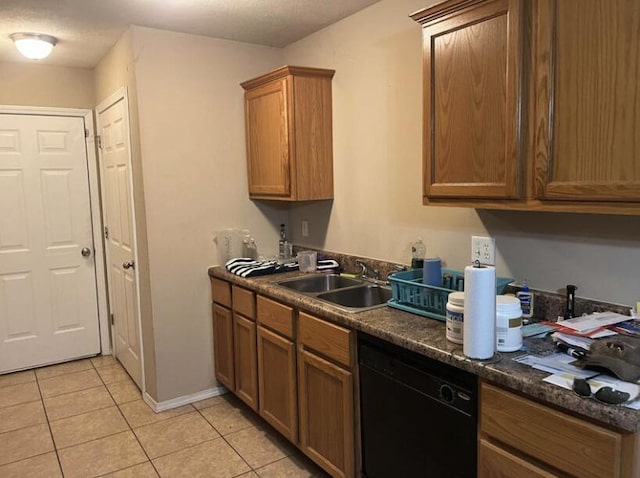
[[10, 33, 58, 60]]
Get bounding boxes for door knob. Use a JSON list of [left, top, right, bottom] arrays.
[[122, 260, 135, 270], [81, 247, 92, 257]]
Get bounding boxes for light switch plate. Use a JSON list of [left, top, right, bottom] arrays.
[[471, 236, 496, 266], [301, 220, 309, 238]]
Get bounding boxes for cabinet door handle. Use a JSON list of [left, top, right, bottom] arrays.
[[122, 260, 135, 270]]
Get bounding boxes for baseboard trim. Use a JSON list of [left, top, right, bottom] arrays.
[[143, 385, 228, 412]]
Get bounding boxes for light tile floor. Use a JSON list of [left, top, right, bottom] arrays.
[[0, 357, 328, 477]]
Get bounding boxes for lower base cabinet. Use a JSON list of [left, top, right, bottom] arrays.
[[257, 325, 297, 442], [298, 347, 354, 478], [479, 438, 560, 478], [233, 314, 258, 411], [480, 381, 639, 478], [212, 304, 234, 391]]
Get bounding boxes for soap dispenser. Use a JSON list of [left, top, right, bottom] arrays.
[[278, 224, 287, 259], [411, 238, 426, 269]]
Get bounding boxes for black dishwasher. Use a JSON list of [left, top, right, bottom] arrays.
[[358, 333, 477, 478]]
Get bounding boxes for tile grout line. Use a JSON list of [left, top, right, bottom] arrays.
[[193, 406, 256, 473], [96, 358, 161, 477], [33, 368, 66, 477], [192, 401, 303, 475]]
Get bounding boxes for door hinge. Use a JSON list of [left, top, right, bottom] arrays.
[[96, 135, 103, 149], [110, 313, 115, 325], [104, 226, 109, 239], [85, 128, 89, 138]]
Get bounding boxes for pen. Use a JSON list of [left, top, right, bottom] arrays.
[[556, 342, 587, 359]]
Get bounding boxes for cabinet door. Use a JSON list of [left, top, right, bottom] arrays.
[[481, 382, 624, 478], [212, 304, 234, 390], [298, 347, 353, 478], [479, 439, 561, 478], [420, 0, 523, 199], [534, 0, 640, 202], [257, 326, 297, 442], [244, 78, 291, 197], [234, 314, 258, 411]]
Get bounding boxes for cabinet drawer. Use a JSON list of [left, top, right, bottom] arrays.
[[479, 438, 560, 478], [232, 285, 255, 320], [211, 278, 231, 307], [257, 296, 293, 339], [298, 312, 351, 368], [481, 382, 623, 478]]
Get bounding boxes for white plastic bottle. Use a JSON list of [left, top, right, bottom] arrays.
[[496, 295, 523, 352], [446, 292, 465, 344]]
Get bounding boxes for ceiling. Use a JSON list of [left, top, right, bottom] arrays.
[[0, 0, 380, 69]]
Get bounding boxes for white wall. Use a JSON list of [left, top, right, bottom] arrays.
[[283, 0, 640, 307], [130, 26, 286, 401], [0, 61, 94, 108]]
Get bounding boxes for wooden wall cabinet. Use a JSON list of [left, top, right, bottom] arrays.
[[533, 0, 640, 204], [412, 0, 640, 214], [413, 0, 523, 200], [479, 381, 639, 478], [241, 65, 335, 201]]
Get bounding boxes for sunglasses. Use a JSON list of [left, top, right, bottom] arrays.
[[572, 378, 634, 406]]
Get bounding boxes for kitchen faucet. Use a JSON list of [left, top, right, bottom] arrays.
[[355, 259, 368, 280]]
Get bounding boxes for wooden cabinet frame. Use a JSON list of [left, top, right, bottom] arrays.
[[298, 346, 354, 478], [413, 0, 640, 214], [415, 0, 524, 200], [257, 325, 298, 442], [212, 303, 234, 390], [211, 279, 359, 478], [241, 65, 335, 201], [480, 381, 639, 478], [533, 0, 640, 203], [233, 313, 258, 410]]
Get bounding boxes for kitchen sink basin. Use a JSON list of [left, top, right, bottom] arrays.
[[276, 274, 363, 293], [317, 285, 392, 311], [274, 274, 392, 312]]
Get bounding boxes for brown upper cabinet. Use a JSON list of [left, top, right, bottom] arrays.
[[241, 66, 335, 201], [412, 0, 640, 214], [413, 0, 524, 200]]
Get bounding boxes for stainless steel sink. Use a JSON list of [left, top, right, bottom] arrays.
[[276, 274, 362, 293], [317, 285, 392, 312], [274, 274, 392, 312]]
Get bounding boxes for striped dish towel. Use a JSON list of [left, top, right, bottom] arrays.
[[225, 258, 340, 277]]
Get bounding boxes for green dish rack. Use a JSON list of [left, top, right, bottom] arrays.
[[387, 268, 513, 321]]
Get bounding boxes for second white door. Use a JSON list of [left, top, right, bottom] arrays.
[[97, 96, 142, 387]]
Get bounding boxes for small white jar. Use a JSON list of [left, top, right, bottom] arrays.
[[496, 295, 523, 352], [446, 292, 465, 344]]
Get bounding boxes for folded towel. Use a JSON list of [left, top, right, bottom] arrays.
[[225, 258, 340, 277]]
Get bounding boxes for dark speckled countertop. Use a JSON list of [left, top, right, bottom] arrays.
[[208, 266, 640, 433]]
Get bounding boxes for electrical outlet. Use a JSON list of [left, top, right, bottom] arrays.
[[301, 220, 309, 238], [471, 236, 496, 266]]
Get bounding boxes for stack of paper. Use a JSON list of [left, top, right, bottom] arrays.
[[558, 311, 629, 335]]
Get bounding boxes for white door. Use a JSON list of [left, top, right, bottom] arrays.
[[0, 113, 100, 373], [97, 95, 142, 387]]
